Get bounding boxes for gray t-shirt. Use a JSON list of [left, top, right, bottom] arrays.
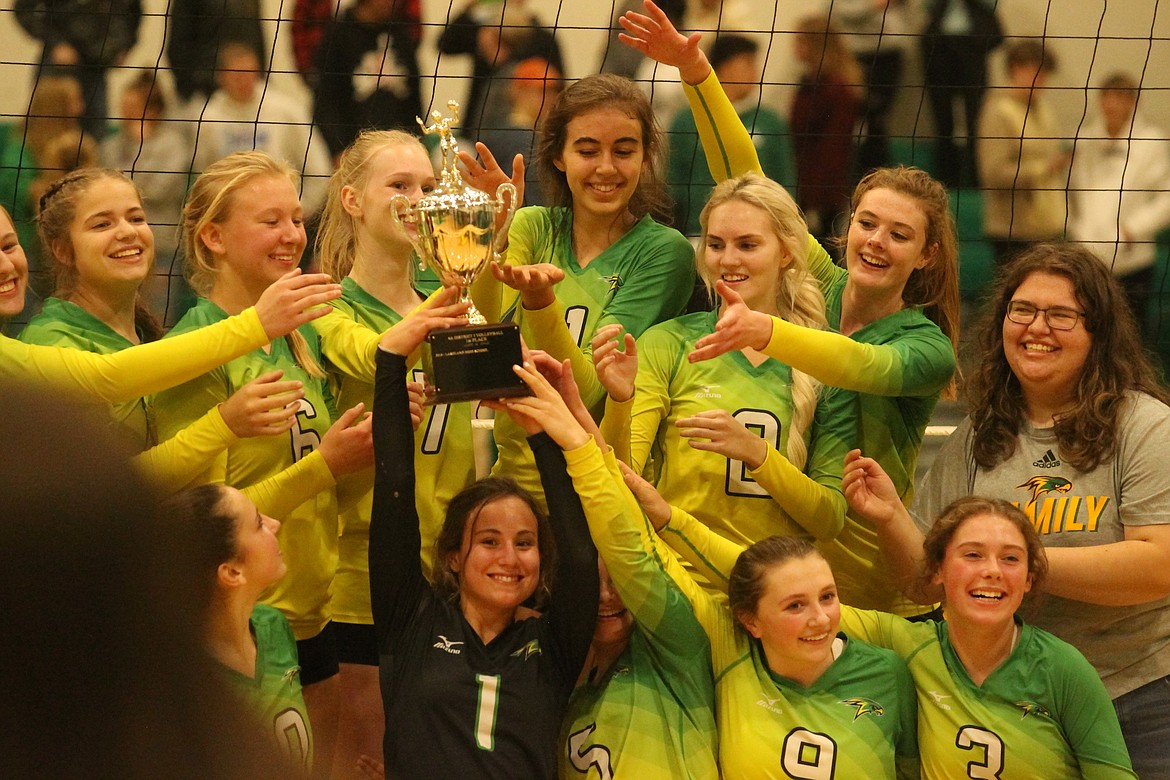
[[913, 392, 1170, 698]]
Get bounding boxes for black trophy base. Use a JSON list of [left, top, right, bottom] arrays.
[[423, 321, 530, 403]]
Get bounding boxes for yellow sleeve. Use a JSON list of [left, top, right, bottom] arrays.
[[310, 308, 380, 384], [131, 405, 239, 494], [0, 308, 269, 403], [599, 395, 634, 466], [242, 451, 337, 520], [747, 445, 846, 542], [519, 299, 606, 409], [659, 504, 746, 587], [682, 70, 763, 181]]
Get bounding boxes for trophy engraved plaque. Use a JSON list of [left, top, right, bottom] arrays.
[[390, 101, 526, 403]]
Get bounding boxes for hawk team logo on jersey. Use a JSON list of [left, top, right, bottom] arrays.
[[282, 666, 301, 684], [1017, 475, 1072, 506], [695, 385, 722, 399], [1032, 449, 1061, 468], [433, 635, 464, 654], [605, 274, 624, 296], [1016, 701, 1052, 720], [841, 697, 885, 721], [756, 694, 785, 715], [511, 639, 542, 660]]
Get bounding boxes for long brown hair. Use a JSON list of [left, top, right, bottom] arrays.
[[794, 15, 864, 100], [921, 496, 1048, 593], [36, 167, 163, 342], [967, 242, 1170, 471], [182, 151, 324, 377], [534, 73, 671, 240]]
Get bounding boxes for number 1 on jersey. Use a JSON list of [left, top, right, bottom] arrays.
[[475, 673, 501, 751]]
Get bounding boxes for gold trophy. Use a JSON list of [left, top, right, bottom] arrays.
[[390, 101, 525, 403]]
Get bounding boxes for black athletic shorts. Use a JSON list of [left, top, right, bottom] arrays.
[[296, 621, 340, 685], [333, 621, 378, 666]]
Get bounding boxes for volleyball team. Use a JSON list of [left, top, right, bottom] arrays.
[[2, 3, 1167, 779]]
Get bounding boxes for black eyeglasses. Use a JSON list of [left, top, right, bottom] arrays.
[[1006, 300, 1085, 331]]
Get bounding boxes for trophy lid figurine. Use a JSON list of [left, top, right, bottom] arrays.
[[390, 101, 528, 403]]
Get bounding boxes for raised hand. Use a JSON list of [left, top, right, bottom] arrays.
[[618, 0, 710, 85], [677, 409, 767, 469], [491, 360, 591, 451], [378, 287, 471, 357], [841, 449, 903, 527], [618, 460, 671, 531], [254, 269, 343, 339], [591, 324, 637, 403], [458, 140, 525, 237], [218, 370, 305, 437], [689, 280, 772, 362], [490, 261, 564, 310], [319, 403, 375, 478]]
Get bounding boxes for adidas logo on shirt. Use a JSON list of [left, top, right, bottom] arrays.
[[1033, 450, 1061, 468]]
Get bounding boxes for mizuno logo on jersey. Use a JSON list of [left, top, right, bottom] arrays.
[[841, 697, 885, 721], [1032, 449, 1061, 468], [1016, 701, 1052, 720], [695, 385, 722, 399], [756, 694, 784, 715], [433, 635, 464, 654], [511, 639, 542, 660], [1017, 475, 1072, 506], [927, 691, 952, 710]]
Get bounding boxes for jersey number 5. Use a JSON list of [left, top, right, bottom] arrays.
[[781, 727, 837, 779], [726, 409, 782, 498]]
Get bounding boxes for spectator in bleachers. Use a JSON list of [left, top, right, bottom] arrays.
[[294, 0, 420, 88], [832, 0, 908, 175], [166, 0, 265, 106], [977, 39, 1068, 266], [14, 0, 140, 139], [194, 43, 332, 215], [667, 34, 795, 236], [598, 0, 685, 78], [790, 14, 863, 247], [0, 74, 87, 313], [102, 72, 196, 324], [436, 0, 563, 138], [1067, 72, 1170, 339], [473, 57, 562, 208], [920, 0, 1003, 187], [312, 0, 422, 161]]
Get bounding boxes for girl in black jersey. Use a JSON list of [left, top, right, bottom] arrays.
[[370, 291, 599, 779]]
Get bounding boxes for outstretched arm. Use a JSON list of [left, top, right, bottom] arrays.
[[618, 0, 710, 86]]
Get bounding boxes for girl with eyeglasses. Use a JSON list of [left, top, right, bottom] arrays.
[[862, 243, 1170, 777]]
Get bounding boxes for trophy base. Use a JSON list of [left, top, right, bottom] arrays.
[[423, 322, 530, 403]]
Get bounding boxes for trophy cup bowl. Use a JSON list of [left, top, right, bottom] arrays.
[[389, 157, 526, 403]]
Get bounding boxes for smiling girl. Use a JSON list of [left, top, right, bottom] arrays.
[[622, 0, 961, 614], [370, 295, 598, 778], [20, 169, 311, 491], [0, 200, 340, 400], [154, 152, 379, 775], [463, 72, 695, 506], [842, 465, 1136, 778], [168, 483, 314, 772]]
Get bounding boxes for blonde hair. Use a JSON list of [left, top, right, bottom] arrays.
[[182, 151, 324, 377], [317, 129, 427, 282], [697, 173, 827, 469]]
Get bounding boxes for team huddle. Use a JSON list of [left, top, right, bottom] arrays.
[[1, 2, 1168, 779]]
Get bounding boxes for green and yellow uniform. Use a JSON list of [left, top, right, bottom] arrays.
[[559, 441, 718, 780], [222, 604, 314, 772], [155, 299, 339, 640], [481, 206, 695, 507], [327, 277, 475, 625], [841, 608, 1136, 779]]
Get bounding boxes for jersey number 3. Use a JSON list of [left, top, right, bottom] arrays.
[[957, 726, 1005, 779]]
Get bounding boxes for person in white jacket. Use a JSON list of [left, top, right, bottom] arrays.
[[1068, 72, 1170, 337], [192, 43, 332, 216]]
